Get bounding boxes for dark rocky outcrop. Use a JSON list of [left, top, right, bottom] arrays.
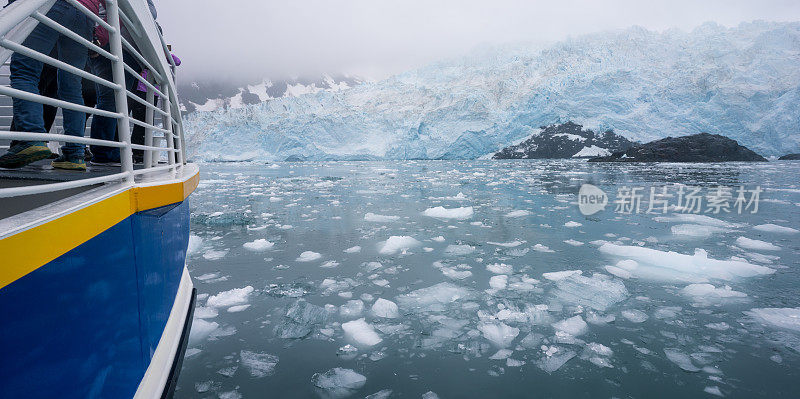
[[778, 153, 800, 160], [588, 133, 767, 162], [492, 122, 636, 159]]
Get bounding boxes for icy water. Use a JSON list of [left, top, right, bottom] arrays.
[[176, 160, 800, 399]]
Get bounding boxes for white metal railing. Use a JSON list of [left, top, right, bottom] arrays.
[[0, 0, 187, 199]]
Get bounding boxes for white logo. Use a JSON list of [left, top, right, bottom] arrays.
[[578, 184, 607, 215]]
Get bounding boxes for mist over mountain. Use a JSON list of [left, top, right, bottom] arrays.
[[183, 21, 800, 161]]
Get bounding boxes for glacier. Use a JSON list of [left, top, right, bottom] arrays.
[[183, 21, 800, 161]]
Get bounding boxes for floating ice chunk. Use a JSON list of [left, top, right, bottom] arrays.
[[431, 236, 446, 242], [654, 306, 682, 319], [339, 300, 365, 318], [489, 349, 513, 360], [489, 275, 508, 290], [664, 348, 700, 372], [621, 309, 649, 323], [487, 263, 513, 274], [563, 239, 584, 246], [202, 249, 228, 260], [478, 322, 519, 348], [379, 236, 422, 255], [218, 390, 242, 399], [564, 221, 582, 227], [604, 265, 631, 279], [344, 246, 361, 253], [321, 260, 340, 268], [506, 358, 525, 367], [654, 214, 741, 228], [550, 273, 629, 311], [311, 368, 367, 399], [243, 238, 275, 252], [735, 237, 780, 251], [195, 273, 219, 281], [207, 286, 254, 308], [598, 243, 774, 282], [542, 270, 582, 281], [364, 389, 393, 399], [296, 251, 323, 262], [371, 298, 400, 318], [444, 244, 475, 256], [753, 224, 799, 234], [421, 392, 440, 399], [704, 386, 724, 397], [240, 350, 279, 377], [194, 306, 218, 319], [744, 307, 800, 332], [187, 234, 203, 255], [266, 282, 315, 298], [337, 344, 358, 360], [440, 266, 472, 280], [505, 210, 530, 217], [487, 240, 524, 247], [364, 213, 400, 222], [552, 316, 589, 336], [423, 206, 474, 220], [227, 304, 250, 313], [536, 348, 576, 373], [705, 322, 730, 331], [671, 224, 729, 238], [188, 319, 219, 345], [396, 282, 475, 313], [681, 283, 747, 305], [342, 318, 382, 346], [533, 244, 555, 253]]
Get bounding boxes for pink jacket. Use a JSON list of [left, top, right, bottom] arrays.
[[75, 0, 102, 16]]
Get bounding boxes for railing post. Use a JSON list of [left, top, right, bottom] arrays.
[[162, 89, 176, 167], [143, 85, 154, 169], [106, 0, 133, 183]]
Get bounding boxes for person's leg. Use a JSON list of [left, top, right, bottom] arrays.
[[88, 55, 121, 163], [40, 62, 59, 133], [130, 90, 147, 160], [0, 3, 63, 168]]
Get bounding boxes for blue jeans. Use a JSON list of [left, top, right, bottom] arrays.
[[10, 0, 92, 158], [89, 50, 139, 162]]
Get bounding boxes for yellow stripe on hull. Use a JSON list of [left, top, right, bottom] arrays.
[[0, 169, 200, 290]]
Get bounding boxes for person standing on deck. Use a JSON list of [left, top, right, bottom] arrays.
[[0, 0, 104, 170]]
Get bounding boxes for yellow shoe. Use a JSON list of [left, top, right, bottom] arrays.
[[0, 142, 52, 169], [51, 155, 87, 171]]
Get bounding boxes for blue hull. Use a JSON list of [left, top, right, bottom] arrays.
[[0, 200, 190, 399]]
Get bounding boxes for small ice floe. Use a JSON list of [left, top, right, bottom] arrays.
[[489, 275, 508, 290], [478, 322, 519, 348], [296, 251, 322, 262], [552, 316, 588, 336], [421, 392, 440, 399], [195, 273, 219, 281], [242, 238, 275, 252], [664, 348, 700, 372], [532, 244, 555, 253], [487, 263, 513, 274], [550, 273, 629, 312], [339, 300, 365, 319], [422, 206, 474, 220], [542, 270, 582, 281], [218, 390, 241, 399], [654, 306, 682, 319], [378, 236, 421, 255], [311, 368, 367, 399], [536, 346, 576, 373], [344, 246, 361, 253], [187, 234, 203, 255], [371, 298, 400, 318], [598, 243, 774, 282], [341, 318, 382, 346], [504, 210, 530, 217], [188, 319, 219, 345], [320, 260, 340, 268], [207, 286, 254, 308], [681, 283, 747, 306], [743, 307, 800, 332], [705, 322, 730, 331], [654, 213, 741, 228], [438, 264, 473, 280], [489, 349, 513, 360], [227, 304, 250, 312], [396, 282, 476, 313], [621, 309, 649, 323], [581, 342, 614, 368], [202, 249, 228, 260], [735, 237, 780, 251], [274, 300, 329, 339], [487, 240, 524, 248], [564, 221, 582, 228], [704, 386, 724, 397], [337, 344, 359, 360], [240, 350, 279, 377], [444, 244, 475, 256], [753, 223, 799, 234], [563, 239, 584, 246], [364, 389, 393, 399], [364, 213, 400, 222], [670, 224, 730, 238], [194, 306, 218, 319], [431, 236, 446, 242], [445, 192, 468, 201]]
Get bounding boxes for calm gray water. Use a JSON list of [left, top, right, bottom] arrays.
[[175, 160, 800, 399]]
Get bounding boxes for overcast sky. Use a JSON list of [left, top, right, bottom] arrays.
[[155, 0, 800, 84]]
